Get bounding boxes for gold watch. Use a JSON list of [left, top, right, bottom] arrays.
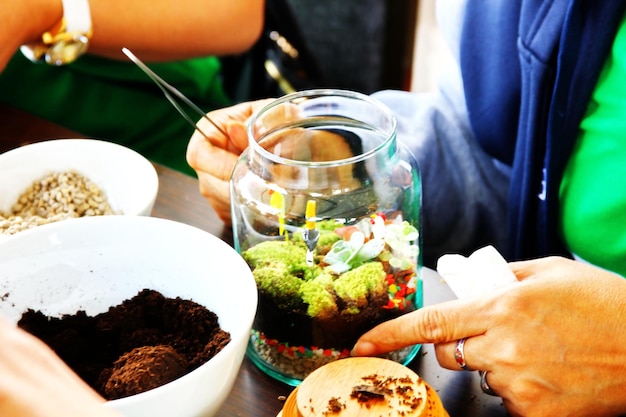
[[21, 0, 93, 66]]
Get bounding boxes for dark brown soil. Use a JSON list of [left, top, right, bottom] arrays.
[[102, 344, 188, 398], [17, 289, 231, 400], [255, 288, 399, 350]]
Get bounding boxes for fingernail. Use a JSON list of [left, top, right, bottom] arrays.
[[351, 341, 376, 357]]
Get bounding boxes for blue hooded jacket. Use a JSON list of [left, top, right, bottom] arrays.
[[460, 0, 626, 260]]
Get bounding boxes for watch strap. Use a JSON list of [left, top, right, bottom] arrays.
[[62, 0, 92, 34]]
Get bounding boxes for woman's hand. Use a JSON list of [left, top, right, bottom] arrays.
[[352, 257, 626, 417], [0, 315, 120, 417], [186, 99, 274, 224]]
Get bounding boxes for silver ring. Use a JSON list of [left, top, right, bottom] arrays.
[[454, 338, 472, 370], [479, 370, 498, 396]]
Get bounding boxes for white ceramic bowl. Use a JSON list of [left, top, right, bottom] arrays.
[[0, 138, 159, 217], [0, 216, 257, 417]]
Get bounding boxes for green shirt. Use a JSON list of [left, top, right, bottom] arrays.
[[0, 52, 231, 176], [559, 14, 626, 278]]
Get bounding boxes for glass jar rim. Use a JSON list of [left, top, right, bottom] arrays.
[[246, 89, 398, 167]]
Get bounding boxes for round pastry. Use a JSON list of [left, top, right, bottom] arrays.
[[279, 357, 448, 416]]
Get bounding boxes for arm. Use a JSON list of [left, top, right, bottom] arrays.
[[373, 87, 510, 266], [352, 257, 626, 417], [88, 0, 264, 60], [1, 0, 264, 69], [373, 0, 509, 265], [371, 0, 509, 266]]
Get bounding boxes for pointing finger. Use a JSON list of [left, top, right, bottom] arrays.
[[352, 297, 495, 357]]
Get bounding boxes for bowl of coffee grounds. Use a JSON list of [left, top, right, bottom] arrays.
[[0, 215, 257, 417], [17, 289, 231, 400]]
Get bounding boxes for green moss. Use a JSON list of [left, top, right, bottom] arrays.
[[290, 220, 342, 255], [252, 265, 303, 310], [343, 306, 361, 315], [317, 219, 343, 232], [244, 240, 326, 311], [242, 232, 390, 319], [333, 262, 387, 309], [300, 273, 337, 318], [301, 262, 388, 318], [243, 240, 310, 275]]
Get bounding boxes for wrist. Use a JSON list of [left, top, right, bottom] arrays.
[[22, 0, 63, 44]]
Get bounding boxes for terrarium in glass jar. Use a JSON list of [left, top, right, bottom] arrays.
[[230, 89, 423, 386]]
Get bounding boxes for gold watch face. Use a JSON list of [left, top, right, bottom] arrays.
[[45, 34, 90, 66]]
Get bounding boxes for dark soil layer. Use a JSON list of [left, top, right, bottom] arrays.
[[255, 289, 411, 349], [18, 289, 230, 400]]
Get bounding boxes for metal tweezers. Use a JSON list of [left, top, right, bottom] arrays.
[[122, 47, 227, 140]]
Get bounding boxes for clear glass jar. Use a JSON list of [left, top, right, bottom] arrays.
[[230, 89, 423, 386]]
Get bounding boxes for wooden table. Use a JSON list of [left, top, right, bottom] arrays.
[[0, 103, 508, 417]]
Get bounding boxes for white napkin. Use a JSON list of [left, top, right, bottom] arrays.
[[436, 245, 517, 299]]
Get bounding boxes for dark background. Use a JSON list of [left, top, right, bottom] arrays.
[[221, 0, 418, 101]]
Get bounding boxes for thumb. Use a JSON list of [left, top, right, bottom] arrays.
[[352, 298, 491, 357]]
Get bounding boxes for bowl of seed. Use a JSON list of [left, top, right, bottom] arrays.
[[0, 138, 158, 241]]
